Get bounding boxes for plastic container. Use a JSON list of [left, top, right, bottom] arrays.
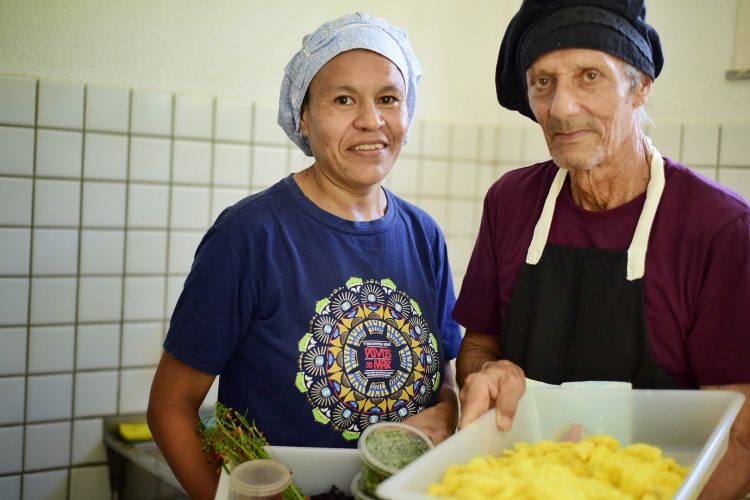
[[230, 459, 292, 500], [350, 472, 379, 500], [357, 422, 433, 498], [377, 387, 745, 500], [214, 447, 361, 499]]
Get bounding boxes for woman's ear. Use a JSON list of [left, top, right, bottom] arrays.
[[299, 102, 309, 138]]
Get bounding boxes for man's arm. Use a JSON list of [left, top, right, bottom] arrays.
[[698, 384, 750, 500], [456, 330, 525, 430], [147, 351, 218, 500]]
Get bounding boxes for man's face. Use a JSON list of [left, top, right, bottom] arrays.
[[526, 48, 648, 172]]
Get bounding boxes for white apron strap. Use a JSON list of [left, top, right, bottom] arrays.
[[526, 167, 568, 265], [627, 144, 665, 281], [525, 142, 666, 281]]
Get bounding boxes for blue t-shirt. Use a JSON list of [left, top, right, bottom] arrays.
[[164, 175, 461, 447]]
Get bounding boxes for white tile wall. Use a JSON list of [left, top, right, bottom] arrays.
[[420, 160, 450, 196], [215, 99, 252, 142], [77, 277, 122, 322], [0, 377, 25, 424], [119, 368, 156, 414], [25, 424, 71, 469], [130, 136, 171, 182], [81, 181, 127, 227], [85, 84, 129, 133], [76, 323, 120, 370], [23, 469, 68, 500], [127, 184, 169, 228], [0, 75, 36, 126], [32, 229, 78, 275], [131, 90, 172, 136], [682, 123, 720, 166], [26, 375, 73, 422], [28, 326, 75, 373], [69, 465, 110, 499], [123, 277, 165, 320], [2, 75, 748, 500], [0, 278, 29, 325], [35, 130, 82, 178], [214, 143, 251, 186], [121, 322, 162, 367], [0, 126, 35, 176], [452, 123, 479, 161], [37, 81, 84, 129], [252, 146, 288, 188], [253, 105, 288, 145], [720, 124, 750, 167], [33, 180, 80, 227], [173, 140, 212, 184], [0, 328, 27, 375], [0, 228, 31, 275], [174, 95, 213, 139], [422, 120, 450, 159], [71, 419, 107, 465], [79, 230, 124, 274], [0, 178, 33, 226], [0, 476, 21, 500], [29, 278, 77, 324], [83, 133, 128, 180], [74, 371, 118, 417], [0, 426, 23, 473], [125, 231, 167, 274], [170, 186, 211, 229]]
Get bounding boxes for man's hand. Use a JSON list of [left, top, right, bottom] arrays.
[[458, 359, 525, 430], [456, 330, 526, 431]]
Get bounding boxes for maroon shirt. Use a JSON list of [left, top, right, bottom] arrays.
[[454, 157, 750, 388]]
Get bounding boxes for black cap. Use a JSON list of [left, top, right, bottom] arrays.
[[496, 0, 663, 121]]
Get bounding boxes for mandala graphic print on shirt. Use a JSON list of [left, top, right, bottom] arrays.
[[296, 277, 441, 441]]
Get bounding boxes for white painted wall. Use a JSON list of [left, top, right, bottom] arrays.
[[1, 0, 748, 125]]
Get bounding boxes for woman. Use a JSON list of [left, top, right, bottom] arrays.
[[147, 12, 461, 499]]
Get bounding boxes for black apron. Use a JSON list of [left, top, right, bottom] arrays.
[[501, 146, 676, 389]]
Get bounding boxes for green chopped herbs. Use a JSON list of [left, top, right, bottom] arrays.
[[359, 427, 431, 496], [367, 428, 431, 470], [198, 402, 305, 500]]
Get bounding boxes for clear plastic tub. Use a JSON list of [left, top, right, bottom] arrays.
[[377, 387, 745, 500], [358, 422, 433, 498], [230, 459, 291, 500]]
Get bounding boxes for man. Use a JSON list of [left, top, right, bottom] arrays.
[[453, 1, 750, 498]]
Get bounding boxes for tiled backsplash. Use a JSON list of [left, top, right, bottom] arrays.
[[1, 74, 749, 500]]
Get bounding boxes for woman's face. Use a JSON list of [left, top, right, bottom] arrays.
[[300, 49, 408, 192]]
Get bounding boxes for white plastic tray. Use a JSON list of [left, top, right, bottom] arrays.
[[377, 387, 745, 500]]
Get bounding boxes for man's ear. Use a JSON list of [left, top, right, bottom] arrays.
[[634, 76, 653, 108]]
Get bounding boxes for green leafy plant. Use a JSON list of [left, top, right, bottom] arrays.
[[198, 402, 305, 500]]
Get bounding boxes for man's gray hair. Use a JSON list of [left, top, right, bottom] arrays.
[[624, 62, 654, 130]]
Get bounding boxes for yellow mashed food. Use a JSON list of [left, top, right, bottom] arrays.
[[428, 435, 688, 500]]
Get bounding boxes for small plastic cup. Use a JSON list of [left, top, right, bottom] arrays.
[[350, 472, 379, 500], [357, 422, 433, 497], [230, 459, 292, 500]]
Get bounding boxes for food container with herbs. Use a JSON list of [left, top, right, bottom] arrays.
[[356, 422, 433, 499]]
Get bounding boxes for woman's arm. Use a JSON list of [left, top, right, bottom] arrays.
[[403, 363, 458, 445], [697, 383, 750, 500], [147, 351, 218, 500]]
